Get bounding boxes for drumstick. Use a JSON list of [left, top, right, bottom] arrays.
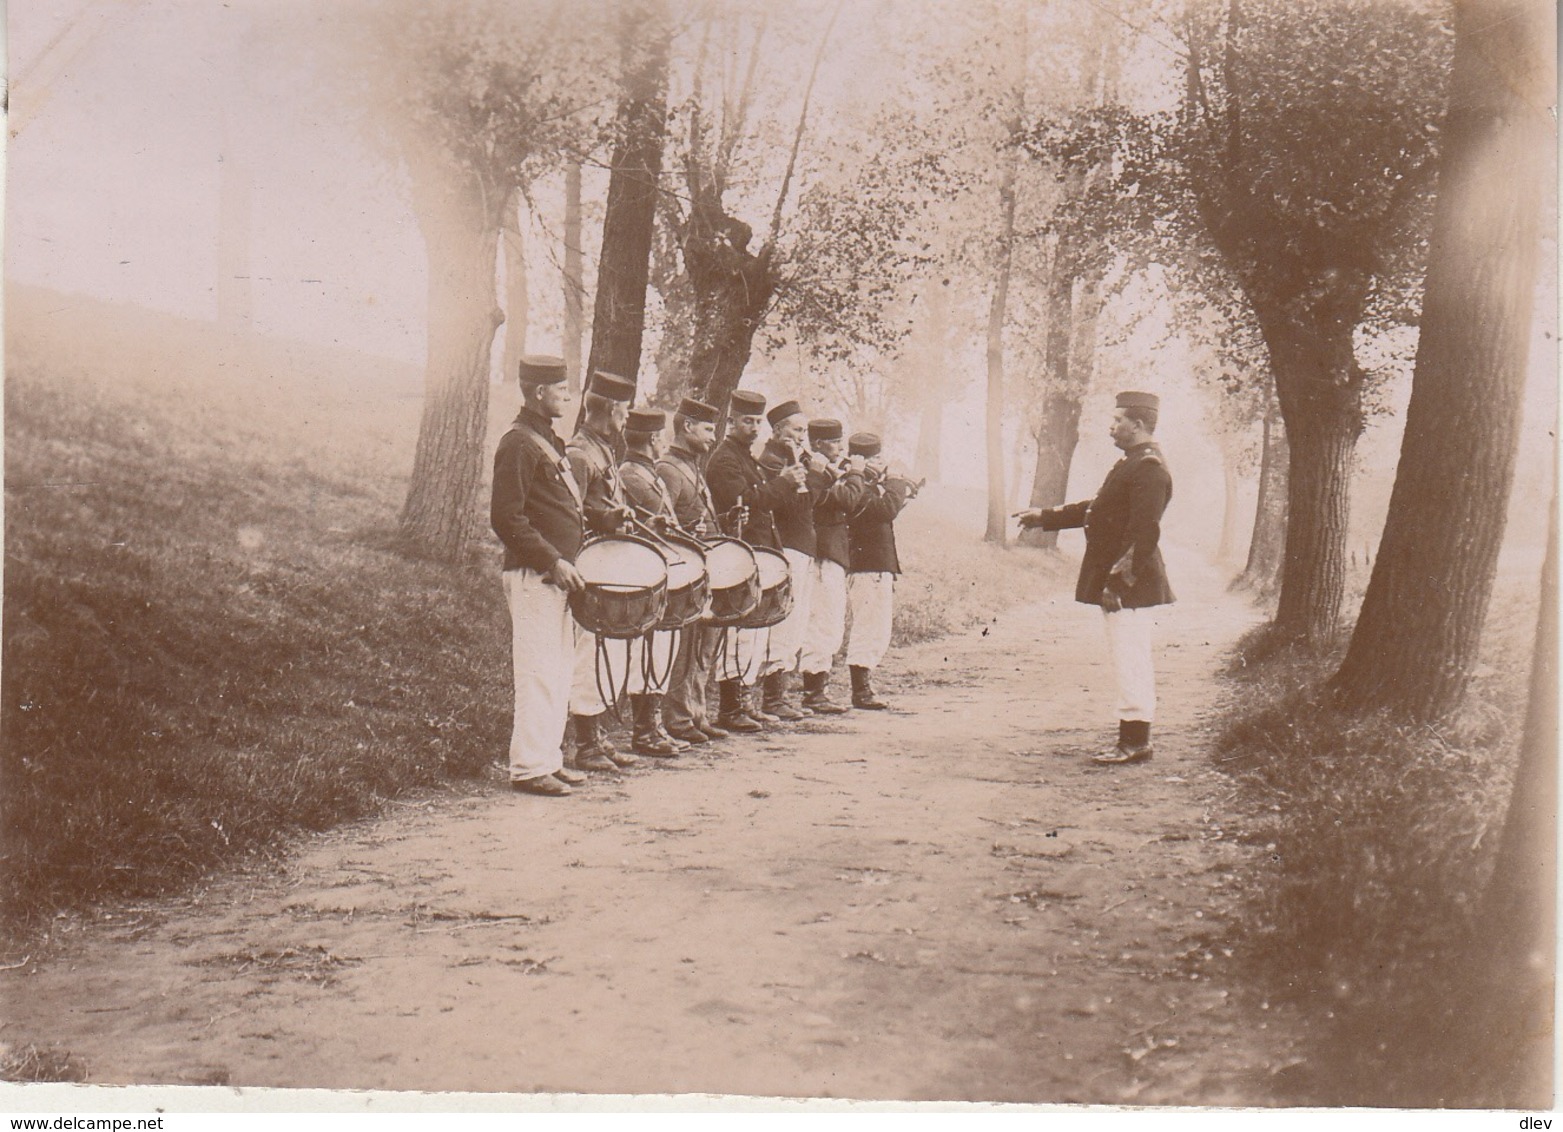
[[626, 514, 687, 562], [626, 505, 710, 552]]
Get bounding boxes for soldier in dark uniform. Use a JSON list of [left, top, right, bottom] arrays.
[[705, 389, 806, 731], [756, 399, 820, 721], [843, 432, 918, 710], [616, 406, 687, 759], [655, 397, 730, 743], [565, 371, 636, 772], [1017, 391, 1174, 764], [490, 355, 589, 797], [799, 419, 868, 714]]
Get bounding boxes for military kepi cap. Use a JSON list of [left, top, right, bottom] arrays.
[[588, 371, 636, 402], [848, 432, 882, 457], [766, 399, 803, 427], [808, 418, 843, 442], [1115, 391, 1160, 412], [626, 408, 666, 432], [518, 354, 568, 385], [730, 390, 767, 416], [677, 397, 719, 424]]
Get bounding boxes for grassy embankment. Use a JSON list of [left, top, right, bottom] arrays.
[[1209, 551, 1545, 1107], [3, 288, 1060, 936]]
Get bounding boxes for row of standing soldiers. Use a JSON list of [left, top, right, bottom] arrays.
[[490, 357, 920, 797]]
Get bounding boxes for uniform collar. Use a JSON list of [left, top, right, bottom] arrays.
[[1116, 441, 1157, 461], [575, 423, 617, 451], [624, 450, 657, 470], [721, 434, 755, 457], [518, 407, 561, 440], [667, 441, 703, 464]]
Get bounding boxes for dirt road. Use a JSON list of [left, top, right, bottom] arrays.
[[2, 553, 1302, 1103]]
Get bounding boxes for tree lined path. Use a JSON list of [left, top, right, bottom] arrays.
[[4, 556, 1301, 1103]]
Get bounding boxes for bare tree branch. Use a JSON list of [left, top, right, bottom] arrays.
[[766, 0, 844, 248], [716, 13, 768, 184]]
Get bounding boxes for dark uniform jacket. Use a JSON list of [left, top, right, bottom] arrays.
[[566, 425, 627, 536], [619, 452, 678, 524], [490, 408, 586, 573], [656, 443, 721, 541], [847, 474, 913, 575], [705, 434, 788, 551], [810, 465, 869, 571], [757, 438, 817, 557], [1037, 441, 1175, 609]]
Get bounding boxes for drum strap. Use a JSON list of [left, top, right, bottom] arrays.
[[639, 628, 677, 693], [595, 635, 628, 722], [522, 427, 585, 511], [661, 455, 719, 530]]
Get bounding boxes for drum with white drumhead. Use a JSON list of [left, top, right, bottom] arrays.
[[569, 535, 668, 639], [701, 537, 760, 627], [736, 546, 793, 629], [652, 532, 709, 630]]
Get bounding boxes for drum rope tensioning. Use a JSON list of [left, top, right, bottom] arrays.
[[626, 514, 710, 694], [569, 534, 670, 720]]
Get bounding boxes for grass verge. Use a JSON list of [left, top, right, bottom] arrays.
[[3, 349, 504, 935], [1209, 575, 1540, 1107]]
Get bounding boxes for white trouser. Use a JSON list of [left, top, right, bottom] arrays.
[[716, 626, 769, 684], [762, 547, 816, 677], [846, 571, 894, 670], [801, 559, 847, 675], [504, 568, 573, 782], [1101, 606, 1158, 721]]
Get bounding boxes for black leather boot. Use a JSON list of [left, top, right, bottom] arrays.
[[850, 665, 887, 710], [745, 682, 779, 724], [716, 680, 762, 733], [763, 671, 807, 721], [650, 698, 693, 749], [571, 713, 619, 771], [801, 670, 848, 714], [1092, 720, 1153, 765], [630, 695, 679, 757]]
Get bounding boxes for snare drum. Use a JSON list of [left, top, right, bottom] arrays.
[[701, 537, 760, 627], [569, 535, 669, 639], [737, 546, 793, 629], [652, 533, 709, 630]]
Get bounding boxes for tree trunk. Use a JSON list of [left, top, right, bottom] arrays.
[[1330, 0, 1553, 718], [688, 278, 772, 420], [650, 199, 695, 407], [1472, 483, 1556, 1107], [1272, 395, 1357, 645], [1018, 244, 1092, 549], [399, 178, 505, 562], [500, 195, 529, 387], [585, 0, 671, 390], [1010, 424, 1030, 510], [1218, 451, 1244, 564], [912, 276, 950, 482], [914, 400, 943, 483], [1237, 401, 1288, 595], [684, 218, 776, 421], [1018, 390, 1084, 550], [984, 163, 1019, 546], [563, 161, 585, 395], [1254, 290, 1368, 646]]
